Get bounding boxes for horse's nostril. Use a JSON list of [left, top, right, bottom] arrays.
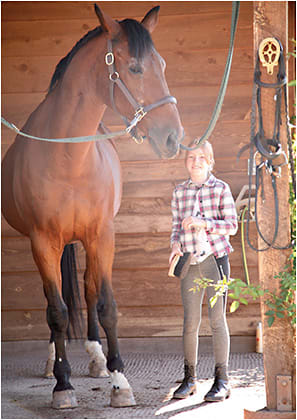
[[166, 132, 179, 154]]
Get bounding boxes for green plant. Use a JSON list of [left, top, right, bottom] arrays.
[[265, 253, 296, 326], [190, 265, 296, 328], [190, 276, 266, 313]]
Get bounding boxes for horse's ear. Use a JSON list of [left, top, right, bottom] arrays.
[[141, 6, 160, 34], [94, 4, 120, 37]]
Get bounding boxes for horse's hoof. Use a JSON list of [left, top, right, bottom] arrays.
[[44, 360, 54, 378], [52, 390, 78, 409], [110, 388, 136, 407], [89, 360, 109, 378]]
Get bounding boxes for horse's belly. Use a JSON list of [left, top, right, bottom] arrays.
[[1, 144, 30, 236]]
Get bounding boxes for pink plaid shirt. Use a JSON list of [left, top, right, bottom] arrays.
[[170, 174, 238, 258]]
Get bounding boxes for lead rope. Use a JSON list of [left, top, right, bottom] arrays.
[[1, 116, 129, 143], [180, 1, 240, 151]]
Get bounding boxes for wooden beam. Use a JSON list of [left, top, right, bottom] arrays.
[[251, 0, 296, 416]]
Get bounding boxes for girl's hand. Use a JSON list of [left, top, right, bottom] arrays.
[[169, 243, 183, 264], [182, 216, 206, 231]]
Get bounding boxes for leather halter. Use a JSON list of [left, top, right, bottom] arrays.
[[105, 39, 177, 143], [1, 40, 177, 145]]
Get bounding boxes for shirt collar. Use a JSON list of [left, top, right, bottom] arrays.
[[187, 173, 216, 188]]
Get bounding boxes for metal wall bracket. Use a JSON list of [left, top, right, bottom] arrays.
[[258, 37, 281, 75], [276, 375, 292, 411]]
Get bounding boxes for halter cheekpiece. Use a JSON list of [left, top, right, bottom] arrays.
[[104, 39, 177, 143]]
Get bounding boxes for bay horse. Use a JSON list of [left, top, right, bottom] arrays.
[[1, 4, 183, 409]]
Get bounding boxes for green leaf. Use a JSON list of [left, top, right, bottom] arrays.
[[233, 279, 247, 288], [267, 316, 275, 327], [239, 297, 248, 305], [234, 286, 241, 299], [265, 310, 275, 316], [230, 300, 240, 313], [276, 311, 285, 318]]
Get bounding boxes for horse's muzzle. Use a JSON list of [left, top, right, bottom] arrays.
[[149, 127, 184, 159]]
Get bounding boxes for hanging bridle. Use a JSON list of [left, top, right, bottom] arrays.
[[103, 39, 177, 144], [238, 38, 295, 252]]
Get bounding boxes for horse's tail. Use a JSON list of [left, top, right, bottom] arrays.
[[61, 244, 83, 340]]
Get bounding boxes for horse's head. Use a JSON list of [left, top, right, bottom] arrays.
[[95, 4, 184, 159]]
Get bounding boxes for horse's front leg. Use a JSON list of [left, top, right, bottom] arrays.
[[84, 224, 136, 407], [31, 236, 77, 409], [84, 285, 109, 378], [44, 331, 55, 378]]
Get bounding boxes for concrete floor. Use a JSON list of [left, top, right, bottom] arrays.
[[1, 339, 266, 419]]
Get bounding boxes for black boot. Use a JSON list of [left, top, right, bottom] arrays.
[[173, 362, 197, 399], [204, 365, 230, 402]]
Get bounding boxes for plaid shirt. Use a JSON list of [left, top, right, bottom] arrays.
[[171, 174, 238, 258]]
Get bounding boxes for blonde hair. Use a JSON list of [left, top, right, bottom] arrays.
[[185, 140, 215, 171]]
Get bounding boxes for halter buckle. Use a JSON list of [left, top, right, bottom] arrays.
[[134, 107, 147, 121], [126, 107, 147, 133]]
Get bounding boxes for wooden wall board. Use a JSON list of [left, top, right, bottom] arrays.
[[2, 226, 258, 271], [2, 305, 260, 341], [1, 2, 252, 22], [2, 264, 259, 312], [2, 18, 252, 58], [2, 51, 253, 94]]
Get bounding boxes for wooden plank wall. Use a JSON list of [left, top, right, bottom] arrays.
[[2, 1, 262, 341]]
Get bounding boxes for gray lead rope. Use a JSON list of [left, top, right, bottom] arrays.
[[180, 1, 240, 151], [1, 116, 128, 143]]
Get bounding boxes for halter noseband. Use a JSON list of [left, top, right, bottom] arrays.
[[105, 39, 177, 143]]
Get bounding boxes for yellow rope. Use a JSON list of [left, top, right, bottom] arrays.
[[241, 206, 250, 285]]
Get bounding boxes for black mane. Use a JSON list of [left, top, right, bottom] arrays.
[[48, 18, 154, 93]]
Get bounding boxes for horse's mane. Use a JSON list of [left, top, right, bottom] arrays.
[[48, 18, 154, 93]]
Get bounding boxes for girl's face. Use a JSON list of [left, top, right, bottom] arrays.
[[186, 148, 210, 182]]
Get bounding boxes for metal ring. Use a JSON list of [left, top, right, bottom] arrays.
[[109, 72, 119, 82], [105, 52, 114, 66], [132, 135, 144, 145]]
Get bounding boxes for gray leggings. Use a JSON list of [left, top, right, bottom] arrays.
[[180, 254, 230, 368]]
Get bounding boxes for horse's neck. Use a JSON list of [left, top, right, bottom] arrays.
[[32, 37, 108, 159], [46, 88, 106, 140]]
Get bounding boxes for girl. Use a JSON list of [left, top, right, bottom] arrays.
[[170, 140, 238, 401]]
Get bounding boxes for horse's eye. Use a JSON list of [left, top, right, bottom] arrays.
[[129, 65, 143, 75]]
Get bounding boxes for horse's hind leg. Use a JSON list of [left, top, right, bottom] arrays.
[[85, 338, 109, 377], [31, 235, 77, 409], [84, 224, 135, 407]]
